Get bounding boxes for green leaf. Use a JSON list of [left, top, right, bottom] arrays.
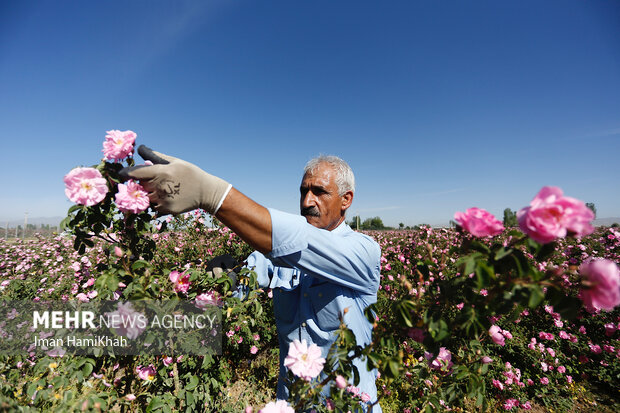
[[131, 260, 150, 271], [387, 359, 400, 378], [528, 285, 545, 308], [494, 247, 513, 261], [394, 300, 416, 327], [107, 275, 119, 291], [470, 241, 491, 254], [147, 396, 166, 412], [60, 216, 71, 231], [535, 241, 557, 261], [186, 390, 195, 406], [475, 262, 494, 288], [185, 375, 199, 391]]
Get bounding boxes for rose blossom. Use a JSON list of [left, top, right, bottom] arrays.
[[258, 400, 294, 413], [454, 207, 504, 237], [335, 375, 347, 389], [102, 129, 136, 161], [105, 302, 146, 339], [481, 356, 493, 364], [195, 291, 222, 308], [283, 339, 325, 381], [64, 167, 108, 206], [503, 399, 519, 410], [115, 181, 150, 214], [135, 365, 156, 381], [427, 347, 454, 372], [517, 186, 594, 244], [250, 346, 258, 354], [579, 259, 620, 311], [169, 271, 191, 294], [489, 325, 505, 346]]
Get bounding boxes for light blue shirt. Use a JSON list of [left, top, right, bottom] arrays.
[[244, 208, 382, 412]]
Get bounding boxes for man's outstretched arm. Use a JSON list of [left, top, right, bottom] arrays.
[[216, 187, 272, 255], [120, 145, 272, 254]]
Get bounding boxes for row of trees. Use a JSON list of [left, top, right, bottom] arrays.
[[3, 224, 59, 239], [347, 216, 387, 230]]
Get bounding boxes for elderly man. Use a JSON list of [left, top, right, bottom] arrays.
[[122, 146, 382, 411]]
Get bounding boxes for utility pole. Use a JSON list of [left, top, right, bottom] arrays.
[[24, 212, 28, 239]]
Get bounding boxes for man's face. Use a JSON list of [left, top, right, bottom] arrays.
[[300, 162, 352, 231]]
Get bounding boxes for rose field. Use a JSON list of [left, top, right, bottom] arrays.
[[0, 216, 618, 412], [0, 132, 618, 412]]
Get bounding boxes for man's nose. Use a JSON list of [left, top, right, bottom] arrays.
[[301, 191, 316, 207]]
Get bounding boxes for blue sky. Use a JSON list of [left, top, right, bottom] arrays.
[[1, 0, 619, 227]]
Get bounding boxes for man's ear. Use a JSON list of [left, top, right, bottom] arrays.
[[341, 191, 353, 212]]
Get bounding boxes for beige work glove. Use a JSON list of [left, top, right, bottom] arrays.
[[119, 145, 232, 215]]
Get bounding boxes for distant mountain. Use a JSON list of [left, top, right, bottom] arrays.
[[593, 217, 620, 227], [2, 216, 63, 228]]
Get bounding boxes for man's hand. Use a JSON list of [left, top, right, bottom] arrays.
[[206, 254, 240, 286], [119, 145, 232, 215]]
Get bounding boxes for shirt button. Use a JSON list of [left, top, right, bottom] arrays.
[[318, 293, 323, 298], [301, 322, 307, 327], [303, 293, 308, 298]]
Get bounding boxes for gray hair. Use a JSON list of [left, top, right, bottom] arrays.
[[304, 155, 355, 196]]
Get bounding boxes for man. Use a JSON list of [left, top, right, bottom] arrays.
[[121, 146, 382, 411]]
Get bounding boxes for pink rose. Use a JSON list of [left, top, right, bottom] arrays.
[[258, 400, 294, 413], [195, 291, 222, 308], [489, 325, 505, 346], [481, 356, 493, 364], [346, 385, 360, 397], [517, 186, 594, 244], [102, 130, 136, 161], [335, 375, 347, 389], [105, 302, 146, 339], [503, 399, 519, 410], [135, 365, 156, 381], [250, 346, 258, 355], [579, 259, 620, 311], [454, 207, 504, 237], [64, 167, 109, 206], [283, 339, 325, 381], [428, 347, 453, 372], [169, 270, 191, 294], [115, 181, 150, 214]]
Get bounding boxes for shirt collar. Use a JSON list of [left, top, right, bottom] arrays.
[[331, 219, 351, 235]]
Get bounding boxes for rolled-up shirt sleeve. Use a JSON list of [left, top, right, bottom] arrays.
[[266, 208, 380, 294]]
